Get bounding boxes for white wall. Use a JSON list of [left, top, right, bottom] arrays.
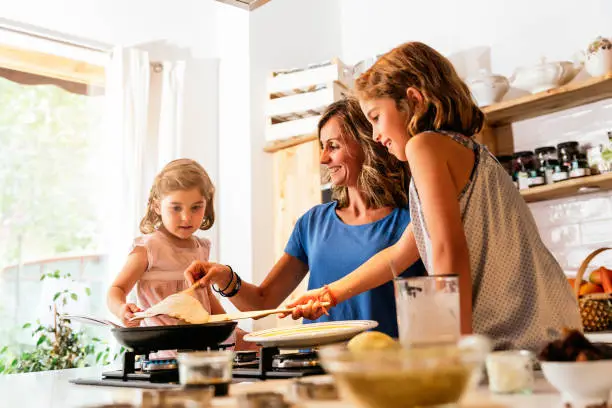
[[340, 0, 612, 78], [0, 0, 217, 56], [248, 0, 342, 330], [339, 0, 612, 277], [215, 3, 252, 327]]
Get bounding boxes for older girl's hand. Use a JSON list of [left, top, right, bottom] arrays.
[[184, 261, 233, 290], [284, 286, 336, 320]]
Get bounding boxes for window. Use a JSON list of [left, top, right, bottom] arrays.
[[0, 44, 111, 360]]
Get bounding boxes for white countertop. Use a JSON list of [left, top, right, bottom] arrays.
[[0, 365, 577, 408]]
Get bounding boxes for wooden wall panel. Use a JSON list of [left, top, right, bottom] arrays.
[[271, 140, 321, 328]]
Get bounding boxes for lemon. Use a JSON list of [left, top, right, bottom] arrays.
[[347, 331, 400, 352]]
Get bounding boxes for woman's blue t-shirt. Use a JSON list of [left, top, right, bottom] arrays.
[[284, 201, 427, 338]]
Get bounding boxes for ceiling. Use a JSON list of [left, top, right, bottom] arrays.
[[215, 0, 272, 11]]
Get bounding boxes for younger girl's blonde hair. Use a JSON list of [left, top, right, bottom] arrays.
[[140, 159, 215, 234], [355, 41, 484, 138]]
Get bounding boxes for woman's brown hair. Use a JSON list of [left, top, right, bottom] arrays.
[[140, 158, 215, 234], [318, 97, 410, 209], [355, 41, 484, 137]]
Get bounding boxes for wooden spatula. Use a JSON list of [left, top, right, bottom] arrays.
[[210, 301, 332, 322], [207, 307, 296, 323], [130, 302, 331, 323]]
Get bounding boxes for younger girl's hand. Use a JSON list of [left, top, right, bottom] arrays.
[[184, 261, 233, 289], [120, 303, 142, 327], [284, 287, 336, 320]]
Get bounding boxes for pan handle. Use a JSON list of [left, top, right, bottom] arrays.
[[62, 314, 122, 328]]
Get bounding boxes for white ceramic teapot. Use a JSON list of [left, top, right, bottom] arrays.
[[511, 58, 582, 94]]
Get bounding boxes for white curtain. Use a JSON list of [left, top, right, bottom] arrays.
[[102, 47, 151, 286], [157, 61, 186, 169], [101, 47, 187, 314]]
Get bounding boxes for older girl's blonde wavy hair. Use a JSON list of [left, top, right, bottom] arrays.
[[140, 159, 215, 234], [318, 97, 410, 209], [355, 41, 484, 138]]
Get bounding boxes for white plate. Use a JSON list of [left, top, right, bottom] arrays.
[[243, 320, 378, 348]]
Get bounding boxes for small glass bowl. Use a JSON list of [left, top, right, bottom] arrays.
[[177, 350, 234, 396]]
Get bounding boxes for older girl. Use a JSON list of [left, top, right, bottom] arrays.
[[287, 42, 581, 351]]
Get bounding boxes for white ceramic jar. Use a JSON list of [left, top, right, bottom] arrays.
[[466, 71, 510, 107], [585, 36, 612, 77]]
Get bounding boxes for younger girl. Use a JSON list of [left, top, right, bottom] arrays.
[[287, 42, 582, 352], [107, 159, 252, 349]]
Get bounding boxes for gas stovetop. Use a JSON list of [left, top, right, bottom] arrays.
[[232, 347, 324, 380], [70, 345, 325, 389]]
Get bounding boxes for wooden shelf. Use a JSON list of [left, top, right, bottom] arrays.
[[483, 74, 612, 127], [264, 133, 317, 153], [520, 172, 612, 203]]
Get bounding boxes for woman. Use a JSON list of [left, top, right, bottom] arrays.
[[286, 42, 581, 351], [185, 97, 426, 338]]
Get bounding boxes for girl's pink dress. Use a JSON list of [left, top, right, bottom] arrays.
[[133, 231, 234, 357], [134, 231, 212, 327]]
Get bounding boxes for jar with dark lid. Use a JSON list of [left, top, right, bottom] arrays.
[[569, 152, 591, 178], [557, 141, 579, 168], [534, 146, 558, 185], [534, 146, 558, 161], [496, 155, 514, 178], [551, 161, 570, 183], [512, 151, 535, 190]]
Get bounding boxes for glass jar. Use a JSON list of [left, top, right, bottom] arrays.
[[569, 153, 591, 178], [496, 155, 514, 179], [557, 141, 580, 169], [551, 161, 570, 182], [177, 350, 234, 396], [534, 146, 558, 185], [529, 170, 546, 187], [512, 151, 535, 190], [486, 350, 535, 395]]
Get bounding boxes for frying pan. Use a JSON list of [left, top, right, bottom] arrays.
[[63, 314, 236, 353], [111, 321, 237, 352]]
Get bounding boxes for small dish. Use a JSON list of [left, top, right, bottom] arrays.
[[540, 359, 612, 408]]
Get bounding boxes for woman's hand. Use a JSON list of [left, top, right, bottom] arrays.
[[119, 303, 142, 327], [184, 261, 233, 289], [284, 287, 336, 320]]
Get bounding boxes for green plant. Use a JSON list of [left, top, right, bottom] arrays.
[[0, 270, 124, 374]]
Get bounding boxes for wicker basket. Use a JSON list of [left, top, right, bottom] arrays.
[[574, 247, 612, 332]]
